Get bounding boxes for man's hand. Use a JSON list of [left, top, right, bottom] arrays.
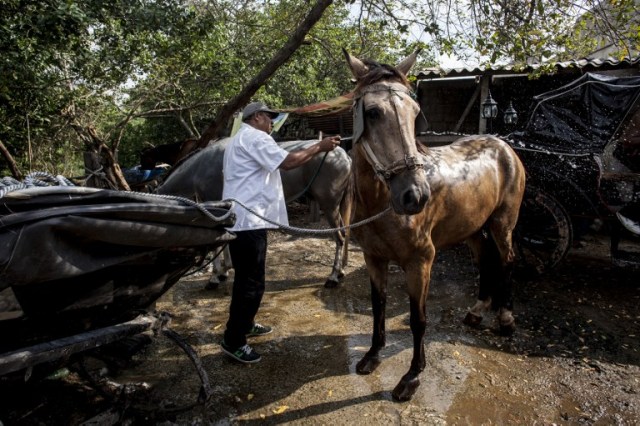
[[318, 135, 341, 152], [280, 136, 342, 170]]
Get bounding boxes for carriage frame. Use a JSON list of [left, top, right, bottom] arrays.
[[507, 72, 640, 273]]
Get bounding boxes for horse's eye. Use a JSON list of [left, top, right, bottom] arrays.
[[365, 108, 380, 120]]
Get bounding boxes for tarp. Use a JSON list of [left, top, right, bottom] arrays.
[[0, 187, 234, 350], [514, 73, 640, 154]]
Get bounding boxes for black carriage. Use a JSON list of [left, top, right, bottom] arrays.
[[509, 72, 640, 273], [0, 185, 234, 381]]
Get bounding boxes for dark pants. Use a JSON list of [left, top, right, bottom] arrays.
[[223, 229, 267, 349]]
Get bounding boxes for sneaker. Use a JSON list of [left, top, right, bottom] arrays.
[[220, 340, 262, 364], [246, 323, 273, 337]]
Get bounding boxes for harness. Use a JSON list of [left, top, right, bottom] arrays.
[[353, 83, 425, 182]]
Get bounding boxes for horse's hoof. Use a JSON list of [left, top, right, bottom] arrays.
[[499, 319, 516, 336], [392, 377, 420, 401], [356, 356, 380, 374], [463, 312, 483, 327], [204, 281, 219, 291], [324, 279, 339, 289]]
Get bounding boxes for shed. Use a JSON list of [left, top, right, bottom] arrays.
[[416, 56, 640, 145]]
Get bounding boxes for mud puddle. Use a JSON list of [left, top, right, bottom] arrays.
[[1, 224, 639, 425]]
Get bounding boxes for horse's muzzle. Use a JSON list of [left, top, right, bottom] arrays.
[[389, 171, 430, 215]]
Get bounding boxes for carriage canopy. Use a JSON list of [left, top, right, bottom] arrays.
[[513, 72, 640, 155]]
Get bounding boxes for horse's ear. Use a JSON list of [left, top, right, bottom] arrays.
[[396, 49, 420, 76], [342, 48, 369, 81]]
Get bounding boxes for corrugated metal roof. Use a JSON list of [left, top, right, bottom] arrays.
[[416, 56, 640, 79]]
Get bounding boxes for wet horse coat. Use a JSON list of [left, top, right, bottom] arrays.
[[156, 137, 353, 288], [344, 50, 526, 401]]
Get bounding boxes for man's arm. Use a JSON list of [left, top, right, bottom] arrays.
[[279, 136, 341, 170]]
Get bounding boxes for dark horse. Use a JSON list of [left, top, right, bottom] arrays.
[[156, 137, 353, 288], [343, 49, 526, 401], [140, 138, 199, 170]]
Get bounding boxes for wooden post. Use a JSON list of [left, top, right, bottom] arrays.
[[479, 75, 490, 134], [83, 151, 109, 188]]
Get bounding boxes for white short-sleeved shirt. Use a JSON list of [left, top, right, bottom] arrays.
[[222, 123, 289, 231]]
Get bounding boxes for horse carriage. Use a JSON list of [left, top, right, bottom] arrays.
[[0, 180, 234, 394], [509, 72, 640, 273]]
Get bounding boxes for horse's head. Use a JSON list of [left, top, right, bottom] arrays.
[[140, 147, 157, 170], [344, 49, 429, 215]]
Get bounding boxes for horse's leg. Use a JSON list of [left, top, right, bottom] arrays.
[[356, 254, 389, 374], [338, 176, 354, 270], [322, 204, 347, 288], [487, 220, 517, 335], [463, 233, 494, 327], [392, 253, 433, 402], [318, 169, 353, 288], [205, 245, 232, 290]]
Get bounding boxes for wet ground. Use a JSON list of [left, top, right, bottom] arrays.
[[1, 210, 639, 425]]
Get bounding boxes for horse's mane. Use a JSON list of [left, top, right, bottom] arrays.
[[355, 60, 410, 91], [416, 141, 428, 155]]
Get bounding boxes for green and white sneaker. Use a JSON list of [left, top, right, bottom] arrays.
[[220, 340, 262, 364], [246, 323, 273, 337]]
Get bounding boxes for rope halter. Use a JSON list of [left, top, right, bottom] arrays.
[[352, 83, 425, 183]]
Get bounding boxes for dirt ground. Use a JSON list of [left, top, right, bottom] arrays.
[[1, 207, 639, 425]]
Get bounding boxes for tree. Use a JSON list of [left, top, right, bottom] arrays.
[[3, 0, 635, 185], [0, 0, 201, 187], [196, 0, 335, 145], [353, 0, 639, 66]]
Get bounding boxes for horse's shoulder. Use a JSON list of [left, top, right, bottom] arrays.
[[279, 139, 317, 152], [207, 137, 232, 149]]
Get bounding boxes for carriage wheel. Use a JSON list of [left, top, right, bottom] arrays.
[[514, 186, 573, 275]]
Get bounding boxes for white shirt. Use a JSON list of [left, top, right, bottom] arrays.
[[222, 123, 289, 231]]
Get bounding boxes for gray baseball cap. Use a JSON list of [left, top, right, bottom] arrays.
[[242, 102, 279, 121]]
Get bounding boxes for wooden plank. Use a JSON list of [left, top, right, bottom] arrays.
[[453, 82, 481, 133], [0, 315, 156, 376]]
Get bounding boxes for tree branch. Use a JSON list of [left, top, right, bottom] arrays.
[[0, 140, 23, 180], [197, 0, 334, 147]]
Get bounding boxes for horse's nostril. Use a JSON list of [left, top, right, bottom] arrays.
[[402, 187, 422, 210], [402, 189, 414, 206]]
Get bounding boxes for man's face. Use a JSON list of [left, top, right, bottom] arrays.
[[254, 112, 273, 133]]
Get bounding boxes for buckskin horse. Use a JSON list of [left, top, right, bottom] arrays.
[[343, 49, 526, 401], [156, 137, 353, 288]]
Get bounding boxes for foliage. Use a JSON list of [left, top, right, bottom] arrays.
[[0, 0, 199, 175], [1, 0, 637, 177], [355, 0, 639, 66]]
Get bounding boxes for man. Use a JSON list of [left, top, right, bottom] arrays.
[[221, 101, 341, 363]]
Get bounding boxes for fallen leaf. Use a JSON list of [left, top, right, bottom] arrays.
[[247, 393, 254, 401], [272, 405, 289, 414]]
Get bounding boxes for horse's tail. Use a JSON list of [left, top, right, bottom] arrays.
[[339, 169, 356, 267]]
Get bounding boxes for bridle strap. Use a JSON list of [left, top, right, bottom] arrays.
[[354, 84, 425, 182]]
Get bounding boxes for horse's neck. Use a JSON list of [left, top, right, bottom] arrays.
[[353, 145, 390, 210]]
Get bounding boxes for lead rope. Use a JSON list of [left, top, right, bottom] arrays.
[[225, 197, 391, 236], [1, 173, 391, 237], [285, 151, 329, 203]]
